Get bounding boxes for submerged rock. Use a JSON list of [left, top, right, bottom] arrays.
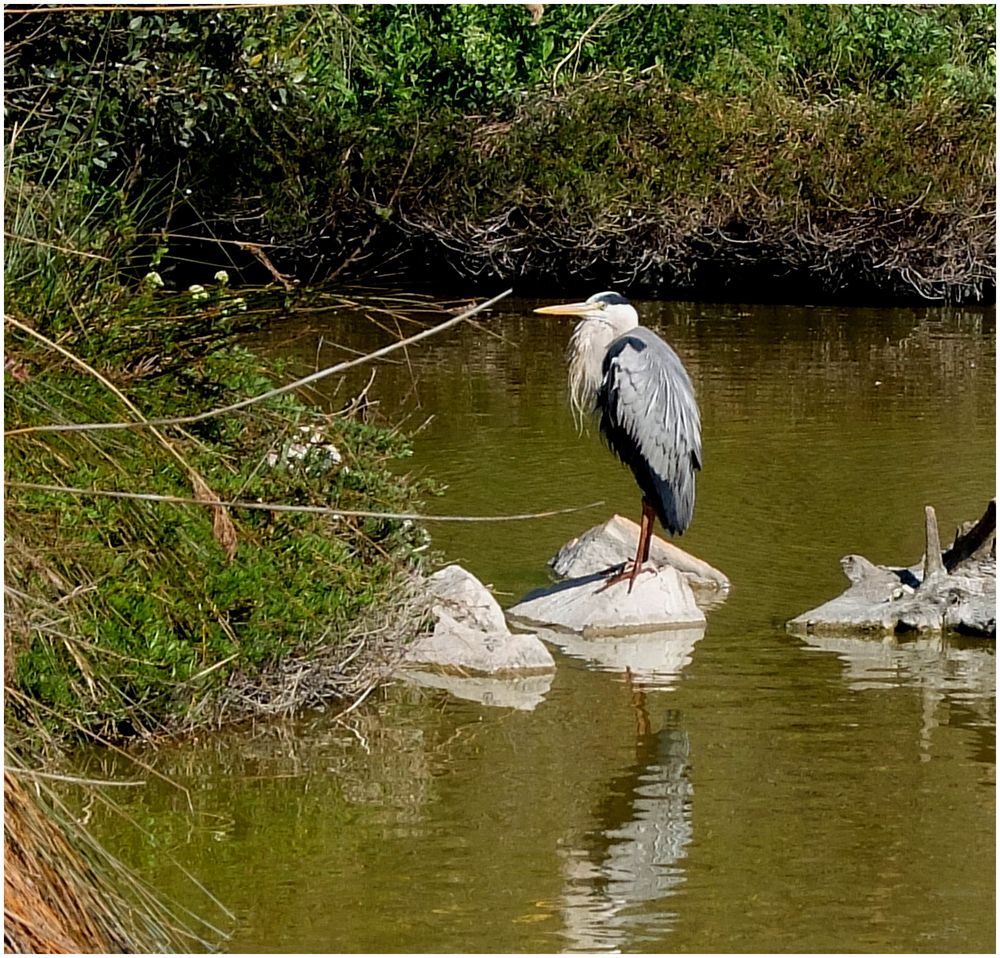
[[787, 501, 996, 639], [549, 515, 729, 607], [509, 564, 705, 637], [403, 565, 555, 675]]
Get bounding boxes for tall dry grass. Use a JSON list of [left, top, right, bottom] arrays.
[[4, 758, 216, 953]]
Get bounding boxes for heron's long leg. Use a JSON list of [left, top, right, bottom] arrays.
[[638, 498, 656, 564], [627, 498, 656, 592], [601, 498, 657, 593]]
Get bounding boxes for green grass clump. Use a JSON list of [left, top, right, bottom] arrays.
[[5, 293, 431, 741]]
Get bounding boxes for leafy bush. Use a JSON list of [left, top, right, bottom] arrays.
[[5, 292, 432, 739]]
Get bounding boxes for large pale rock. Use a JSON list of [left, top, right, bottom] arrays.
[[403, 565, 555, 675], [550, 515, 729, 607], [508, 564, 705, 637]]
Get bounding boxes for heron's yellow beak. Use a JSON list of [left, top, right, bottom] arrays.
[[533, 301, 596, 317]]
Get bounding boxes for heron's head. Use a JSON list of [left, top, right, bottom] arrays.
[[533, 291, 639, 336], [535, 292, 639, 430]]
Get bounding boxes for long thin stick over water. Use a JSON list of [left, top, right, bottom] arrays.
[[9, 482, 603, 523], [4, 288, 513, 436]]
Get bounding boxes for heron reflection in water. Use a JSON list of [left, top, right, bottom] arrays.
[[534, 292, 702, 593]]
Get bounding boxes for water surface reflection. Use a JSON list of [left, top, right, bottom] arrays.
[[560, 712, 692, 952]]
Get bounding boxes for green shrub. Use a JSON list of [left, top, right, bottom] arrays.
[[5, 292, 432, 740]]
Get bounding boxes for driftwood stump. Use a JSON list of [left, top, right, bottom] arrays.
[[787, 500, 995, 639]]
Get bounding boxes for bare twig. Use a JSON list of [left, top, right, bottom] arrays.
[[328, 120, 422, 284], [551, 6, 628, 92], [3, 232, 112, 260], [5, 768, 145, 788], [8, 482, 604, 524], [4, 288, 512, 436]]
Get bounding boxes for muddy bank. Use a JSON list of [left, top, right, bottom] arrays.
[[161, 200, 997, 309]]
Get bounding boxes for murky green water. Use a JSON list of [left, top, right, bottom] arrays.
[[72, 298, 994, 952]]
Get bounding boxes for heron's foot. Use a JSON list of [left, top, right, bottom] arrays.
[[598, 561, 654, 594]]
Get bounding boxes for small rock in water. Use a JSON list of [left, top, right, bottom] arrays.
[[549, 515, 729, 607], [509, 564, 705, 637], [423, 564, 509, 634], [403, 565, 555, 675]]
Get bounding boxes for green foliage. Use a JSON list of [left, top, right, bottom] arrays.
[[6, 9, 305, 183], [448, 73, 992, 216], [5, 8, 321, 314], [5, 291, 431, 740], [6, 4, 992, 281], [300, 5, 995, 117]]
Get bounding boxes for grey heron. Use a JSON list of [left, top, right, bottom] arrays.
[[534, 292, 702, 592]]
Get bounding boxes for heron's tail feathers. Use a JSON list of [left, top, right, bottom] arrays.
[[647, 454, 698, 535]]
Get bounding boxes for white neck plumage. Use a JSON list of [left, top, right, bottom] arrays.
[[566, 310, 637, 430]]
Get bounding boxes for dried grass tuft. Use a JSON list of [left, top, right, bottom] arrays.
[[3, 758, 213, 954], [205, 571, 432, 729]]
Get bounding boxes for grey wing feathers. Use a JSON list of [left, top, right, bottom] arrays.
[[598, 327, 702, 534]]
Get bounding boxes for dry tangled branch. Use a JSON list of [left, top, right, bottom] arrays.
[[204, 571, 431, 729]]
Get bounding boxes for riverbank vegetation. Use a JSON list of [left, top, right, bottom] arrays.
[[4, 2, 995, 742], [5, 287, 437, 742], [6, 4, 993, 306]]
